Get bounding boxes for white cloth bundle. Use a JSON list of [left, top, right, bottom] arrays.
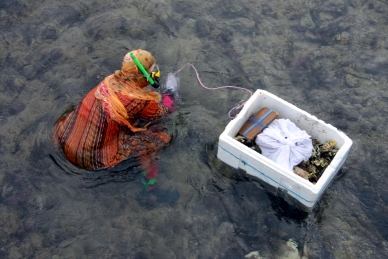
[[255, 119, 313, 173]]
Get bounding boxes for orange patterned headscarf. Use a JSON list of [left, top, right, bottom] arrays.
[[95, 49, 162, 132]]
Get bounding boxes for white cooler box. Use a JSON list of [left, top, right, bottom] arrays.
[[217, 90, 352, 208]]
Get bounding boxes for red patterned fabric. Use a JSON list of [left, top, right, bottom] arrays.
[[54, 86, 171, 171]]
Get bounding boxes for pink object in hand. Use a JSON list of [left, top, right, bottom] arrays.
[[162, 94, 174, 109]]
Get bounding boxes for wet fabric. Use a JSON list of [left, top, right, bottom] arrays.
[[95, 75, 162, 132], [54, 50, 171, 171], [96, 49, 162, 132]]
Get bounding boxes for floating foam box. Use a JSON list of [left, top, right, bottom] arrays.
[[217, 90, 352, 208]]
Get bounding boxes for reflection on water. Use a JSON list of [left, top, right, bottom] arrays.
[[1, 0, 388, 258]]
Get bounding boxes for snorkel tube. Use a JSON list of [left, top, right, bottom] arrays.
[[129, 52, 160, 88]]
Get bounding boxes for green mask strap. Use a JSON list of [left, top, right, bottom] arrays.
[[129, 52, 155, 85]]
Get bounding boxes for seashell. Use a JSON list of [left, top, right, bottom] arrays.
[[326, 149, 338, 157], [312, 158, 329, 168], [312, 145, 320, 158], [293, 166, 309, 180], [307, 164, 317, 174], [308, 173, 317, 183], [234, 135, 245, 141], [234, 135, 253, 146], [321, 140, 336, 153], [299, 139, 337, 184], [286, 238, 298, 252], [250, 145, 262, 153]]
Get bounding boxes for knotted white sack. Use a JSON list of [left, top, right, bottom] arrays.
[[255, 118, 313, 173]]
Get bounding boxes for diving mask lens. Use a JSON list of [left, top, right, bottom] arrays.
[[151, 64, 160, 80], [149, 64, 160, 88]]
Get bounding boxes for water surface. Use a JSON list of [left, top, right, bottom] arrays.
[[1, 0, 388, 258]]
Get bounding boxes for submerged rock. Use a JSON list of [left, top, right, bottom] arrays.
[[8, 102, 26, 115], [345, 74, 361, 88]]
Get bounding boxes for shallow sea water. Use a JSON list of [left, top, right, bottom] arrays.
[[1, 0, 388, 258]]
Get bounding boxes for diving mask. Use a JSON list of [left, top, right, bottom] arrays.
[[151, 64, 160, 80]]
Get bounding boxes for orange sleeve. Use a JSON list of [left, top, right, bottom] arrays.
[[116, 92, 169, 121], [140, 100, 169, 121]]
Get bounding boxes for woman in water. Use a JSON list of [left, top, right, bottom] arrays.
[[54, 49, 175, 189]]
